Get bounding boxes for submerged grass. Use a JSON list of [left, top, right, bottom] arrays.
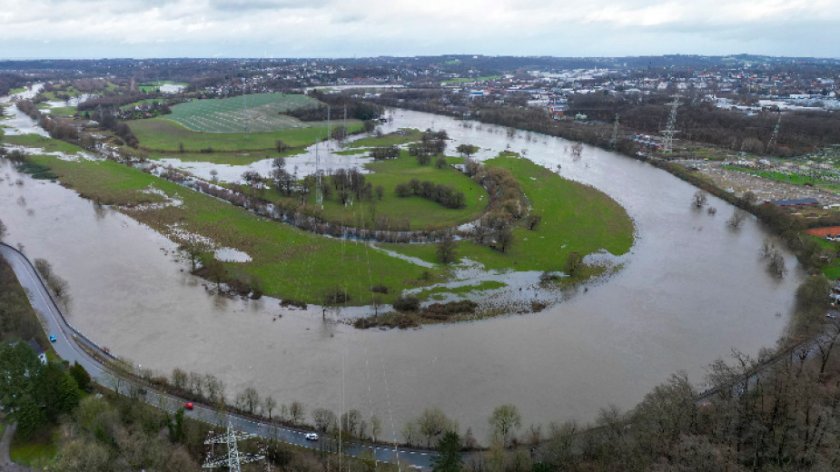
[[148, 147, 305, 165], [4, 133, 85, 154]]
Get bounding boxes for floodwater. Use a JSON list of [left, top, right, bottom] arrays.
[[156, 142, 374, 184], [0, 84, 49, 137], [0, 93, 803, 442]]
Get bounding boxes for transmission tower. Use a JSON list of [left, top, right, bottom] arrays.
[[326, 105, 332, 151], [767, 112, 782, 151], [661, 96, 681, 154], [202, 420, 265, 471], [315, 142, 323, 207], [609, 114, 620, 149]]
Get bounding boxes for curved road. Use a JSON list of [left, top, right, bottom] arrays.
[[0, 242, 437, 470]]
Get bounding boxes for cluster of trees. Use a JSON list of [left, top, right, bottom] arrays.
[[270, 157, 296, 196], [568, 91, 840, 156], [0, 343, 84, 440], [172, 369, 386, 443], [34, 257, 70, 304], [325, 168, 380, 205], [289, 90, 383, 122], [464, 159, 527, 252], [89, 107, 139, 147], [19, 96, 77, 143], [0, 73, 26, 96], [408, 128, 449, 163], [369, 145, 400, 160], [402, 407, 459, 448], [164, 367, 228, 407], [50, 394, 202, 471], [15, 99, 40, 119], [395, 179, 466, 209], [15, 100, 80, 145]]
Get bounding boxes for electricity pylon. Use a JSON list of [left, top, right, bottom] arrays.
[[203, 420, 265, 471], [315, 142, 323, 207], [767, 112, 782, 151], [661, 96, 680, 154], [609, 114, 620, 149]]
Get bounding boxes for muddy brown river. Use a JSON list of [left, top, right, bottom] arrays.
[[0, 98, 802, 442]]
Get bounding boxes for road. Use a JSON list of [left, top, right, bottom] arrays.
[[0, 242, 437, 470]]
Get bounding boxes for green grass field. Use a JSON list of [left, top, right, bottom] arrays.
[[47, 106, 77, 117], [383, 154, 635, 271], [347, 129, 423, 148], [810, 236, 840, 279], [10, 425, 59, 468], [129, 118, 363, 152], [263, 152, 487, 231], [163, 93, 320, 133], [28, 154, 444, 305]]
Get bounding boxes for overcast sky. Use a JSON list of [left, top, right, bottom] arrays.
[[1, 0, 838, 59]]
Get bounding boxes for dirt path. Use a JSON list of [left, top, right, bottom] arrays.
[[0, 423, 31, 472]]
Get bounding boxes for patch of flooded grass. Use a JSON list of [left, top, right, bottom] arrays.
[[4, 133, 85, 154]]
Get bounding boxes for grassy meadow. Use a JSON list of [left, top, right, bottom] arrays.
[[26, 153, 444, 305], [164, 93, 320, 133], [129, 118, 363, 152], [384, 154, 635, 272], [262, 151, 487, 231]]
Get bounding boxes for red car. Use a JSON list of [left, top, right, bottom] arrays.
[[184, 402, 194, 410]]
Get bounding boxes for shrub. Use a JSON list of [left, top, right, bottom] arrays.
[[393, 296, 420, 312]]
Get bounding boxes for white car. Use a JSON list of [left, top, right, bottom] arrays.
[[304, 432, 319, 441]]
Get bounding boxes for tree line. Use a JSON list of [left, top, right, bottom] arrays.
[[395, 179, 466, 209]]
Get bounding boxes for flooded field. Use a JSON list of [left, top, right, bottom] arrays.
[[0, 96, 804, 441]]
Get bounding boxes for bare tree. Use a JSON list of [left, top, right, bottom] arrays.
[[692, 190, 708, 209], [816, 319, 840, 377], [237, 387, 260, 414], [370, 415, 382, 442], [263, 395, 277, 420], [312, 408, 337, 433], [489, 404, 522, 446], [171, 368, 188, 391], [289, 401, 305, 425], [727, 210, 747, 229]]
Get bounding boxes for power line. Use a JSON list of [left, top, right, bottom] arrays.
[[767, 111, 782, 152], [203, 419, 265, 471], [661, 96, 680, 154]]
